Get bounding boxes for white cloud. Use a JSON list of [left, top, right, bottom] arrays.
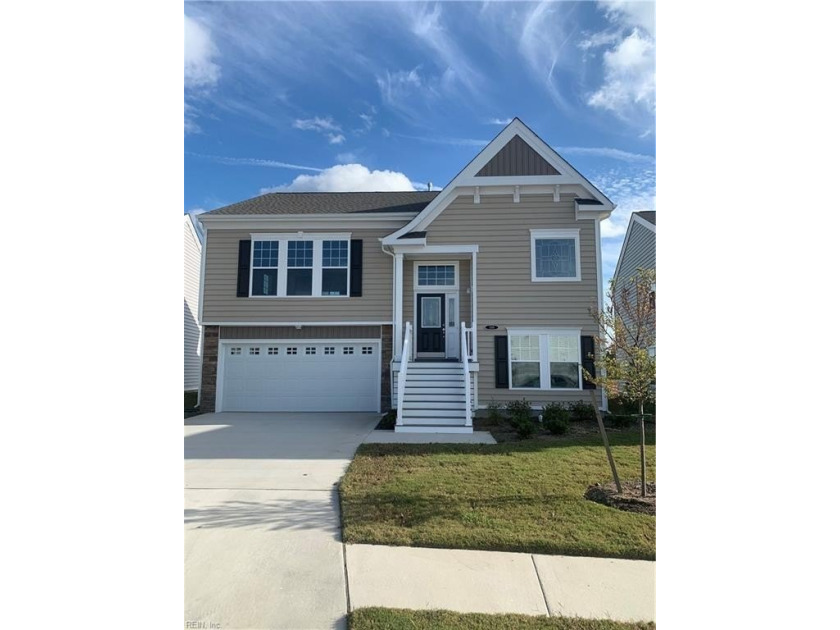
[[377, 68, 424, 104], [184, 15, 221, 133], [335, 152, 358, 164], [186, 152, 324, 172], [293, 116, 347, 145], [359, 112, 375, 131], [260, 163, 416, 193], [486, 117, 513, 126], [293, 116, 342, 133], [406, 3, 483, 94], [585, 2, 656, 129], [557, 146, 655, 164], [185, 15, 220, 90]]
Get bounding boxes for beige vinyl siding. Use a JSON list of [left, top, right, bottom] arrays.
[[220, 325, 380, 340], [202, 228, 393, 323], [424, 193, 601, 405], [184, 218, 202, 391], [402, 259, 471, 331]]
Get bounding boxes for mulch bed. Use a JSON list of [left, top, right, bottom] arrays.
[[585, 480, 656, 516]]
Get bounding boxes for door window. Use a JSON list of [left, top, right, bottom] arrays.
[[421, 296, 442, 328]]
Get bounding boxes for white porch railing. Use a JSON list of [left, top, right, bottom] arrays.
[[464, 323, 477, 362], [396, 321, 412, 426], [460, 322, 473, 427]]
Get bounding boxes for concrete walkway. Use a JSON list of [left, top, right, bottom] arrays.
[[184, 412, 379, 630], [363, 430, 496, 444], [346, 544, 655, 623]]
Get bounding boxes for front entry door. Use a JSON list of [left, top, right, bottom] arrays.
[[416, 293, 445, 356]]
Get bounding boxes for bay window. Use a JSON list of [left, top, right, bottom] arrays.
[[249, 233, 350, 297], [509, 329, 582, 390]]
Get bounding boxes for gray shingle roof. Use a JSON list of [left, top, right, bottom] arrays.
[[202, 191, 439, 216], [636, 211, 656, 225]]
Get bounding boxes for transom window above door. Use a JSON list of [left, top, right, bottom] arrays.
[[417, 264, 456, 288]]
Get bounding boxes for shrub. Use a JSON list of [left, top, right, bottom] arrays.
[[542, 402, 570, 435], [567, 400, 597, 423], [378, 409, 397, 430], [505, 398, 535, 438], [609, 413, 635, 428], [486, 400, 504, 425]]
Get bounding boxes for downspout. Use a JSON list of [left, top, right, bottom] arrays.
[[380, 240, 396, 360]]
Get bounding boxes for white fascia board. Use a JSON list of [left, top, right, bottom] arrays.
[[635, 214, 656, 234], [391, 238, 426, 246], [185, 214, 203, 251], [385, 118, 615, 241], [249, 232, 351, 240], [389, 244, 479, 255]]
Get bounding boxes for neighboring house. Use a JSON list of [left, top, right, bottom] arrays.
[[184, 214, 203, 393], [197, 118, 615, 432], [612, 211, 656, 355]]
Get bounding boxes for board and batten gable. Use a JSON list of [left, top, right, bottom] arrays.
[[423, 193, 602, 405], [184, 216, 202, 391], [201, 227, 394, 323]]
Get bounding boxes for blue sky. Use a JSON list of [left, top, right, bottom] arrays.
[[184, 0, 655, 290]]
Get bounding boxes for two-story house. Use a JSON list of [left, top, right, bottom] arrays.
[[197, 118, 615, 432], [612, 211, 656, 356]]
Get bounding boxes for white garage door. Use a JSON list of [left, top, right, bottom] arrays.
[[219, 341, 379, 412]]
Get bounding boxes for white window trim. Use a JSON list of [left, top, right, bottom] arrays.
[[530, 229, 581, 283], [249, 233, 352, 298], [413, 261, 459, 291], [507, 328, 582, 391]]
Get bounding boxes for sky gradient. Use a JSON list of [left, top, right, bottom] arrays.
[[184, 0, 656, 293]]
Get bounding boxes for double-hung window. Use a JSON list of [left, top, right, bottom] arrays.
[[249, 234, 350, 297], [530, 229, 580, 282], [509, 329, 582, 389]]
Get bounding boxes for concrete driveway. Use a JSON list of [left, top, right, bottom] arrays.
[[185, 412, 379, 630]]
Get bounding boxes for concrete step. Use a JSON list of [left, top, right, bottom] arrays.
[[398, 416, 466, 425], [394, 425, 473, 434]]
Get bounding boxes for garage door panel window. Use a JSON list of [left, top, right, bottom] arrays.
[[509, 331, 582, 390]]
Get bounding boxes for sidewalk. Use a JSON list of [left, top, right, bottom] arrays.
[[345, 544, 655, 623]]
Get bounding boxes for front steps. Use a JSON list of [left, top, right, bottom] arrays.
[[398, 362, 471, 431]]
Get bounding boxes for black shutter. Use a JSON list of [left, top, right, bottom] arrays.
[[581, 335, 596, 389], [236, 240, 251, 297], [494, 335, 509, 388], [350, 239, 363, 297]]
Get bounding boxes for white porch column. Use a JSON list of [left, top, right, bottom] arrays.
[[471, 251, 477, 329], [394, 253, 404, 359]]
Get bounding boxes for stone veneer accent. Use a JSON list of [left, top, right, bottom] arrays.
[[199, 325, 219, 413], [380, 324, 392, 412]]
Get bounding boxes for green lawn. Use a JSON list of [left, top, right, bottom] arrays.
[[348, 608, 654, 630], [340, 430, 655, 560]]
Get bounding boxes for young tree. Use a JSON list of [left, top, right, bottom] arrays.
[[584, 269, 656, 496]]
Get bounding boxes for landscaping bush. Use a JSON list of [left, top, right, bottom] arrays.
[[486, 400, 504, 425], [567, 400, 597, 422], [505, 398, 535, 438], [542, 402, 570, 435], [377, 409, 397, 430], [609, 413, 635, 428]]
